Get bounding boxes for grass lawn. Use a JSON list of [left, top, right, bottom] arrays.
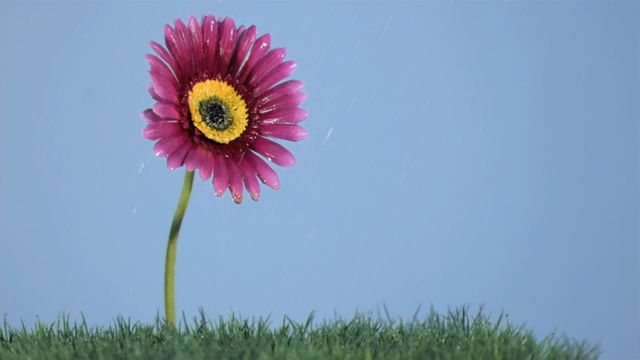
[[1, 307, 598, 359]]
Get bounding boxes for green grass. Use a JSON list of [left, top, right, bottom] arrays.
[[1, 307, 598, 360]]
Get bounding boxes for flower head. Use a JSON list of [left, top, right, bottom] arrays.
[[142, 16, 308, 203]]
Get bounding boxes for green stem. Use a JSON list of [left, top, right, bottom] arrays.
[[164, 170, 195, 327]]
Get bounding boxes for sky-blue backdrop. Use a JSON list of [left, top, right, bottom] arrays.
[[1, 1, 638, 359]]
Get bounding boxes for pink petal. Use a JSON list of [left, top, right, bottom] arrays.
[[238, 34, 271, 83], [148, 84, 164, 103], [141, 108, 161, 123], [252, 137, 296, 167], [184, 143, 203, 172], [260, 124, 308, 142], [153, 103, 181, 119], [143, 106, 177, 123], [247, 48, 286, 88], [175, 19, 196, 78], [213, 154, 229, 197], [188, 16, 204, 75], [153, 134, 188, 157], [201, 15, 219, 75], [184, 144, 214, 180], [198, 148, 214, 181], [240, 158, 260, 201], [143, 122, 182, 140], [258, 108, 308, 125], [216, 17, 237, 76], [252, 61, 296, 96], [167, 141, 193, 170], [257, 91, 306, 114], [235, 25, 246, 35], [150, 71, 179, 103], [146, 54, 177, 86], [150, 41, 180, 79], [228, 26, 256, 76], [164, 25, 188, 78], [246, 151, 280, 190], [226, 158, 244, 204], [256, 80, 304, 106]]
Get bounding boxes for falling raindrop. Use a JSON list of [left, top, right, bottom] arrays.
[[346, 98, 356, 114], [382, 16, 392, 34], [323, 127, 334, 145]]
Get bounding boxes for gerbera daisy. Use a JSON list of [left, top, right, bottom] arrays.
[[141, 15, 307, 327], [142, 15, 308, 204]]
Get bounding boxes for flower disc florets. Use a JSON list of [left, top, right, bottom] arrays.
[[142, 15, 308, 203], [188, 80, 249, 144]]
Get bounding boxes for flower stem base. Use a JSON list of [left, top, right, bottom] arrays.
[[164, 170, 195, 327]]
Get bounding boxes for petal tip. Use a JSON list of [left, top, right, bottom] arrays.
[[199, 171, 211, 181], [297, 128, 309, 141]]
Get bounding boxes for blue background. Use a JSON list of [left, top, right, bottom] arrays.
[[1, 1, 638, 359]]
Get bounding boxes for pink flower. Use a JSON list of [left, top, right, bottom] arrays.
[[142, 16, 308, 203]]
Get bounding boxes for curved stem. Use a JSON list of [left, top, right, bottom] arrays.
[[164, 170, 195, 327]]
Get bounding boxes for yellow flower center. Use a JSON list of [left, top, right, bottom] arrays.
[[188, 80, 249, 144]]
